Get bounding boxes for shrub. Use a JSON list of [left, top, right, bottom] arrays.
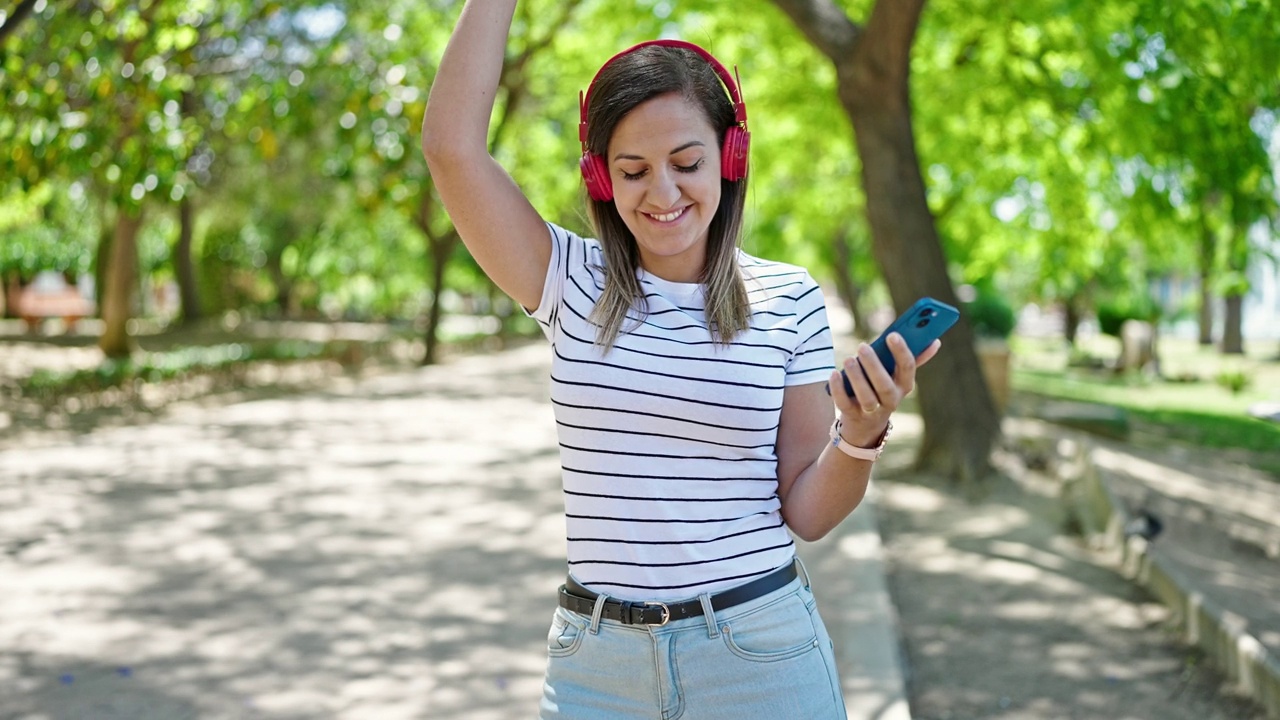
[[1214, 368, 1252, 395], [1096, 295, 1160, 338], [963, 285, 1017, 339]]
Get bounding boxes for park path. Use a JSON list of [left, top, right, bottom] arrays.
[[0, 341, 908, 719]]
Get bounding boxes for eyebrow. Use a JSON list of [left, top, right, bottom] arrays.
[[613, 140, 706, 163]]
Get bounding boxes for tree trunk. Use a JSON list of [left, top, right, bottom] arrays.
[[1, 271, 16, 319], [1063, 294, 1083, 346], [422, 233, 457, 366], [842, 78, 998, 482], [174, 195, 202, 325], [94, 219, 113, 314], [266, 248, 293, 318], [772, 0, 1000, 483], [99, 210, 143, 359], [1221, 294, 1244, 354], [831, 227, 872, 340], [1197, 216, 1215, 345]]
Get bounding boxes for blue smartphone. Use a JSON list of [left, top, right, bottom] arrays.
[[827, 297, 960, 398]]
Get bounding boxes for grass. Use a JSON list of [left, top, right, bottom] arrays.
[[16, 338, 382, 404], [1009, 333, 1280, 461]]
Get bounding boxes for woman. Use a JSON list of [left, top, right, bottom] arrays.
[[421, 2, 940, 717]]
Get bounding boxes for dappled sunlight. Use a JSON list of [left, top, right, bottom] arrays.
[[1093, 447, 1279, 530], [876, 467, 1256, 720], [0, 346, 569, 717], [949, 505, 1033, 537]]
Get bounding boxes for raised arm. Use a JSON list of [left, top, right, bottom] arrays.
[[421, 0, 551, 311]]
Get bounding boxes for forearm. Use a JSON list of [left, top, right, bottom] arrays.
[[779, 417, 886, 542], [422, 0, 518, 156]]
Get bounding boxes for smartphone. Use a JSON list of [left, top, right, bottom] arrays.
[[826, 297, 960, 398]]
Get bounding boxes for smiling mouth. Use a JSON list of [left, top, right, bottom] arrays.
[[647, 207, 687, 223]]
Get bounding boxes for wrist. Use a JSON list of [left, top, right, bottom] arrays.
[[829, 417, 893, 461], [836, 414, 891, 448]]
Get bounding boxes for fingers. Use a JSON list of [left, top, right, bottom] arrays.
[[832, 334, 946, 419], [857, 342, 900, 411], [846, 353, 883, 413], [915, 339, 942, 368]]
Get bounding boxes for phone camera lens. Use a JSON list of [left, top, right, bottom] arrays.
[[916, 318, 931, 328]]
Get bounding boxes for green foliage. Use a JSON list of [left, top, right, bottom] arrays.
[[1214, 368, 1252, 395], [962, 283, 1017, 338], [1096, 293, 1160, 337], [1013, 335, 1280, 458], [0, 182, 96, 277], [18, 338, 356, 402], [2, 0, 1276, 351]]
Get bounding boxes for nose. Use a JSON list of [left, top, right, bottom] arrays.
[[645, 168, 681, 209]]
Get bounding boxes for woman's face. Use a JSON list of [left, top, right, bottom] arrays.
[[606, 92, 722, 283]]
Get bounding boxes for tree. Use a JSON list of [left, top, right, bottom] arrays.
[[1102, 0, 1280, 354], [334, 0, 607, 363], [767, 0, 999, 483], [3, 1, 244, 355]]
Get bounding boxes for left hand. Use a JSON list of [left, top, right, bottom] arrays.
[[828, 333, 941, 447]]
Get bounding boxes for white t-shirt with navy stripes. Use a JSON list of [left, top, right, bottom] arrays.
[[527, 223, 836, 602]]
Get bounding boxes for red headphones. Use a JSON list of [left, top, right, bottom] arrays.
[[579, 40, 750, 202]]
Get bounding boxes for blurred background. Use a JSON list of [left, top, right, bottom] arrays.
[[2, 0, 1280, 717]]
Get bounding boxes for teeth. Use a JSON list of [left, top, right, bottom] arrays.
[[652, 208, 685, 223]]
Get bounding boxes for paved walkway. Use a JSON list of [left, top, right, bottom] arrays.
[[1009, 396, 1280, 666], [0, 342, 909, 719]]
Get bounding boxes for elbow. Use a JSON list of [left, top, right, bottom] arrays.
[[792, 523, 834, 544], [420, 108, 460, 165], [420, 118, 484, 175], [783, 512, 837, 543], [420, 120, 451, 166]]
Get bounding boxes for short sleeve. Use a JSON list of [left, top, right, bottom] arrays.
[[524, 223, 590, 342], [785, 274, 837, 386]]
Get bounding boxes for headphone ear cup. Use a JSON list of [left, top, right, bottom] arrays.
[[580, 152, 613, 202], [721, 127, 750, 182]]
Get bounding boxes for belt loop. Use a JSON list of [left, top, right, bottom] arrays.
[[698, 593, 719, 638], [588, 593, 608, 635], [795, 557, 812, 591]]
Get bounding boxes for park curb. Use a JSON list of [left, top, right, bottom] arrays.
[[1038, 423, 1280, 718]]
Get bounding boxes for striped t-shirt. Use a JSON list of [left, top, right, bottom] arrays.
[[527, 223, 836, 601]]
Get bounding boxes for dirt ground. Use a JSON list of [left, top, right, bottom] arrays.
[[874, 450, 1267, 720]]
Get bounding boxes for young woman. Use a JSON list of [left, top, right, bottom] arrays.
[[421, 3, 940, 717]]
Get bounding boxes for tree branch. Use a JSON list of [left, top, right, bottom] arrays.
[[0, 0, 39, 44], [767, 0, 860, 61], [492, 0, 584, 151]]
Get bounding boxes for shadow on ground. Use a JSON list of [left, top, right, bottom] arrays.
[[1, 344, 565, 719], [875, 450, 1266, 720]]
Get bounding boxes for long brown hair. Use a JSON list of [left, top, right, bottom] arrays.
[[583, 45, 751, 350]]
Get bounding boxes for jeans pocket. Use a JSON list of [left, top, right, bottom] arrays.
[[547, 608, 587, 658], [720, 592, 820, 663]]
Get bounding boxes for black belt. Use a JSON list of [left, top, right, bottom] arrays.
[[557, 561, 798, 627]]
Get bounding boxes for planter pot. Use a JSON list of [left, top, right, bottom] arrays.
[[976, 337, 1012, 414]]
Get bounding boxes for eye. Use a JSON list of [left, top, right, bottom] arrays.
[[675, 158, 705, 174], [620, 168, 648, 181]]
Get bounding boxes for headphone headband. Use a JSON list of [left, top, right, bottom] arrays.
[[578, 39, 750, 202], [578, 39, 748, 146]]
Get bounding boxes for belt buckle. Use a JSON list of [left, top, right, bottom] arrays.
[[645, 601, 670, 627]]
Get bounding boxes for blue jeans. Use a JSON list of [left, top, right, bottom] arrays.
[[540, 561, 847, 719]]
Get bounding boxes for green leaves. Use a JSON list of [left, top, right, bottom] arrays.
[[1, 0, 1273, 346]]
